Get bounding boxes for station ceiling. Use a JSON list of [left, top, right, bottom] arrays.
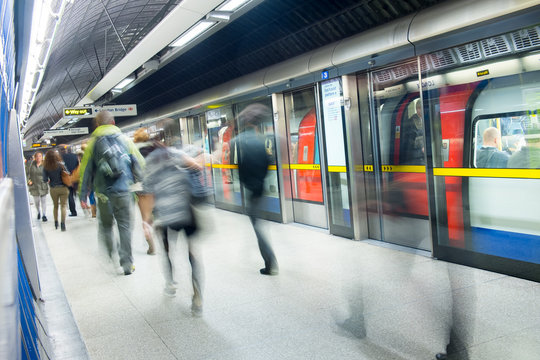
[[23, 0, 446, 144]]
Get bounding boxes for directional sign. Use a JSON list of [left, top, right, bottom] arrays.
[[94, 104, 137, 117], [64, 107, 93, 117], [44, 127, 89, 136]]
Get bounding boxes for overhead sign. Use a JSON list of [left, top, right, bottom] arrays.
[[63, 104, 137, 118], [32, 143, 42, 148], [64, 107, 93, 117], [94, 104, 137, 117], [44, 127, 89, 137]]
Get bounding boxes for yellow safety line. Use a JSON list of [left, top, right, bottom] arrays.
[[211, 164, 238, 169], [289, 164, 321, 170], [328, 166, 347, 172], [433, 168, 540, 179], [381, 165, 426, 173]]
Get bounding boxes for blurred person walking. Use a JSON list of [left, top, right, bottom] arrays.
[[42, 150, 69, 231], [143, 125, 205, 316], [59, 144, 80, 216], [232, 103, 279, 275], [79, 111, 144, 275], [133, 128, 157, 255], [27, 151, 49, 222]]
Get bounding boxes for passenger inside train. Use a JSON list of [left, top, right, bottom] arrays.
[[475, 127, 509, 168]]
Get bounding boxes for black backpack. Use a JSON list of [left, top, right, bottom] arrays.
[[94, 134, 133, 180]]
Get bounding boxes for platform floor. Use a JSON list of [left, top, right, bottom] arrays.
[[35, 200, 540, 360]]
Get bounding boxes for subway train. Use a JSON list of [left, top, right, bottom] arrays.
[[115, 0, 540, 280]]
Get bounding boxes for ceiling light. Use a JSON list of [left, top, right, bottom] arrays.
[[206, 11, 232, 22], [218, 0, 251, 12], [113, 76, 135, 89], [170, 21, 215, 47]]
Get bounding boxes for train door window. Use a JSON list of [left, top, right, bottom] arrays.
[[423, 24, 540, 268], [320, 78, 353, 237], [206, 106, 243, 212], [234, 98, 281, 221], [283, 87, 328, 228], [369, 62, 431, 251], [472, 113, 531, 168]]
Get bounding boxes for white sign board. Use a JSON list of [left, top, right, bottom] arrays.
[[94, 104, 137, 117], [43, 127, 89, 136], [321, 79, 346, 166]]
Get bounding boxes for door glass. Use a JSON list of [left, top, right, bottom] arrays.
[[424, 29, 540, 265], [235, 98, 281, 217], [371, 62, 431, 250], [320, 78, 352, 231], [185, 114, 213, 202], [284, 88, 324, 203], [206, 106, 242, 208]]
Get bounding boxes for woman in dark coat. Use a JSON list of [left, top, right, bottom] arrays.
[[43, 150, 70, 231], [27, 151, 49, 221]]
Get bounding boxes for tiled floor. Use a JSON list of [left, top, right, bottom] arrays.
[[37, 201, 540, 360]]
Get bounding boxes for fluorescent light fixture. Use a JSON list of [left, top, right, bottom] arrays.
[[206, 11, 232, 22], [218, 0, 251, 12], [170, 21, 215, 47], [114, 76, 135, 90]]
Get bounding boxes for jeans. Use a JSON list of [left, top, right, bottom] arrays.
[[97, 193, 134, 269], [246, 192, 278, 271], [50, 186, 69, 222]]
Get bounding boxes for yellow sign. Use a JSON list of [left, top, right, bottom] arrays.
[[476, 69, 490, 77], [31, 143, 42, 148], [64, 108, 92, 116], [289, 164, 321, 170], [328, 166, 347, 172], [364, 165, 374, 172]]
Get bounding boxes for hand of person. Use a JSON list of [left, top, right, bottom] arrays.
[[80, 201, 89, 209], [28, 180, 33, 186]]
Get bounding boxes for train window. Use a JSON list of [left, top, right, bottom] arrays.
[[472, 112, 540, 168]]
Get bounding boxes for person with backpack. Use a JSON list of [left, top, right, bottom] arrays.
[[79, 110, 145, 275], [232, 103, 279, 276], [143, 126, 205, 316]]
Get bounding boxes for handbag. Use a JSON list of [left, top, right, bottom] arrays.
[[70, 164, 80, 185], [61, 167, 72, 187]]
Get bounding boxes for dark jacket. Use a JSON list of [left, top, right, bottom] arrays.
[[476, 146, 509, 168], [233, 128, 270, 197], [43, 165, 66, 188], [62, 152, 79, 173]]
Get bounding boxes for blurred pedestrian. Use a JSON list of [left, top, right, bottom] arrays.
[[59, 144, 80, 216], [27, 151, 49, 222], [133, 128, 157, 255], [79, 111, 144, 275], [42, 149, 69, 231], [143, 121, 205, 316], [232, 103, 278, 275]]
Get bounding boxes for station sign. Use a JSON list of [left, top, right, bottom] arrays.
[[44, 127, 89, 137], [63, 104, 137, 118], [94, 104, 137, 117], [64, 107, 93, 117]]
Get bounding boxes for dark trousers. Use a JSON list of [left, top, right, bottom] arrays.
[[68, 186, 77, 215], [246, 192, 278, 271], [97, 193, 133, 270]]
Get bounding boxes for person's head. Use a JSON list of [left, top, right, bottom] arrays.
[[415, 100, 422, 115], [44, 149, 62, 171], [482, 127, 501, 147], [238, 103, 270, 131], [133, 128, 149, 143], [34, 151, 43, 163], [95, 110, 115, 126]]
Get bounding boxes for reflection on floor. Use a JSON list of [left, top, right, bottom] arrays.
[[38, 201, 540, 360]]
